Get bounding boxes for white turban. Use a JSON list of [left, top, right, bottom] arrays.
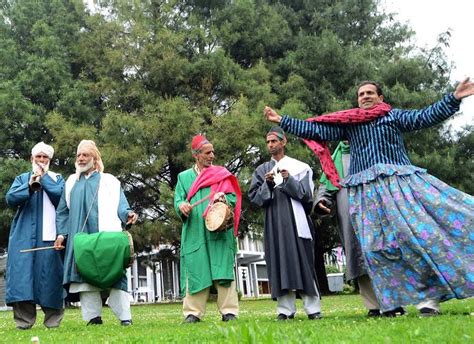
[[31, 142, 54, 159], [77, 139, 104, 172]]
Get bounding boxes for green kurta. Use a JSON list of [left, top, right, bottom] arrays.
[[174, 168, 237, 296]]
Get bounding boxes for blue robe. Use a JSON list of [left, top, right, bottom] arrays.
[[5, 172, 65, 309], [55, 172, 131, 291]]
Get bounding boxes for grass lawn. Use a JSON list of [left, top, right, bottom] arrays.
[[0, 294, 472, 343]]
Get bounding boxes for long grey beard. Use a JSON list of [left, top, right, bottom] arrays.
[[75, 160, 94, 174]]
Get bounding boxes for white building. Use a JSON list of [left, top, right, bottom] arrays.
[[235, 234, 269, 298], [126, 234, 270, 302]]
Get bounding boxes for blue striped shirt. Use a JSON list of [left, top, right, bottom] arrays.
[[280, 93, 461, 176]]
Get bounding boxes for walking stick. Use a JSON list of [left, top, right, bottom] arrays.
[[20, 246, 64, 253]]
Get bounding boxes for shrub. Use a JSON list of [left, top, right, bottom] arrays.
[[325, 265, 341, 274]]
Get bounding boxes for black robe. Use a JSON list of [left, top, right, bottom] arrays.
[[249, 160, 319, 299]]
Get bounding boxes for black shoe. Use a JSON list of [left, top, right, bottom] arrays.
[[16, 325, 32, 330], [308, 312, 322, 320], [222, 313, 237, 322], [86, 316, 103, 325], [395, 307, 406, 316], [276, 313, 294, 320], [121, 320, 132, 326], [184, 314, 200, 323], [419, 307, 441, 317], [367, 309, 381, 317], [382, 307, 406, 317]]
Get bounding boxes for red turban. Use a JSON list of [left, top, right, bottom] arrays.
[[191, 135, 210, 154]]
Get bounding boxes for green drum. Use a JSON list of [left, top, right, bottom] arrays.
[[73, 231, 134, 289]]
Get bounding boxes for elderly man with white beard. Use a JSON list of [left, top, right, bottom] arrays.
[[54, 140, 138, 326], [5, 142, 65, 329]]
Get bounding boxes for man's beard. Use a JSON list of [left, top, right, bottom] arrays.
[[75, 160, 94, 174], [32, 162, 49, 174], [269, 147, 283, 156]]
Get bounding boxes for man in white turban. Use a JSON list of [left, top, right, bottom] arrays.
[[5, 142, 65, 329], [55, 140, 138, 326]]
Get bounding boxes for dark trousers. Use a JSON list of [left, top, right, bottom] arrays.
[[13, 301, 64, 329]]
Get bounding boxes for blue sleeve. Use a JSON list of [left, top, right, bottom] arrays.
[[5, 174, 31, 208], [395, 93, 461, 132], [280, 116, 346, 141], [55, 190, 69, 237], [41, 174, 65, 207], [117, 188, 132, 224]]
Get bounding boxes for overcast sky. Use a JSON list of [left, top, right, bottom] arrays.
[[382, 0, 474, 130]]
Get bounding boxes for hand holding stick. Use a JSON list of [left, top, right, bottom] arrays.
[[179, 195, 212, 217]]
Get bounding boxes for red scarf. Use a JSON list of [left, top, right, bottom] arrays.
[[302, 102, 392, 188], [187, 165, 242, 236]]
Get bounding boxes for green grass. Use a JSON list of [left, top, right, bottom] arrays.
[[0, 295, 472, 343]]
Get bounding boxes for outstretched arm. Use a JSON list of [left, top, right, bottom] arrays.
[[264, 106, 345, 141], [454, 77, 474, 100], [396, 92, 462, 132], [264, 106, 282, 124]]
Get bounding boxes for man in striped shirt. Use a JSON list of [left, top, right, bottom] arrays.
[[264, 78, 474, 316]]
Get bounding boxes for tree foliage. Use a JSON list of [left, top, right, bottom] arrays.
[[0, 0, 471, 253]]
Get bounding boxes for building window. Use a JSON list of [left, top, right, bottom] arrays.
[[258, 281, 271, 294], [138, 277, 147, 287], [256, 265, 268, 279]]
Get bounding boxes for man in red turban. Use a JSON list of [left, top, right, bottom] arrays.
[[174, 134, 241, 323]]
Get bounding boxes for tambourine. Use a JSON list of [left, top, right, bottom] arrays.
[[205, 202, 233, 232]]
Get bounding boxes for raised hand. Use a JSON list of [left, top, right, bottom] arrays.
[[264, 106, 282, 123], [264, 171, 275, 183], [279, 168, 289, 179], [34, 163, 45, 176], [454, 77, 474, 100]]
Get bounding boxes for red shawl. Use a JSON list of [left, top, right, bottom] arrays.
[[302, 102, 392, 188], [187, 165, 242, 236]]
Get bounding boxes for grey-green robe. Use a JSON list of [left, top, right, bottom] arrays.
[[56, 172, 131, 292]]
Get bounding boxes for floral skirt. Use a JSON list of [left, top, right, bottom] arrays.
[[347, 165, 474, 311]]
